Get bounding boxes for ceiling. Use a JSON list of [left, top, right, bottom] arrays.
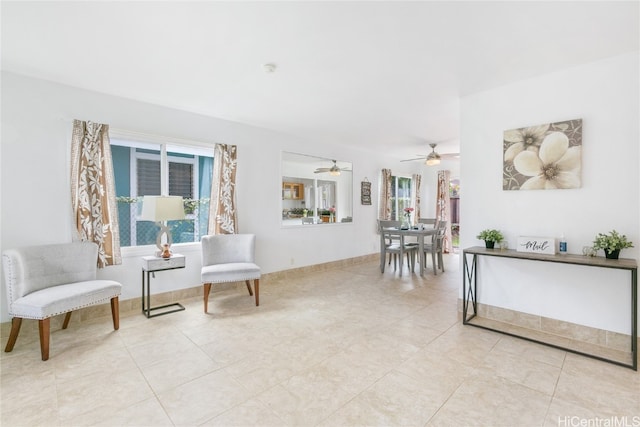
[[2, 1, 638, 160]]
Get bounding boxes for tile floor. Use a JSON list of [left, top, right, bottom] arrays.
[[1, 254, 638, 426]]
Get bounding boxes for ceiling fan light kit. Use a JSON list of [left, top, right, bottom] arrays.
[[401, 142, 456, 166], [314, 160, 350, 176], [425, 156, 441, 166]]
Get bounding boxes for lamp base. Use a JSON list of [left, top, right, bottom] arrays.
[[161, 244, 172, 259], [155, 222, 173, 253]]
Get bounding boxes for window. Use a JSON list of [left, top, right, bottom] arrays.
[[111, 137, 213, 248], [390, 176, 412, 220]]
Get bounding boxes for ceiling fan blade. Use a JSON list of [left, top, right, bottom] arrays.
[[400, 157, 427, 162], [315, 160, 353, 174]]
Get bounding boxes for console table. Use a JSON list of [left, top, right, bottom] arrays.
[[141, 254, 186, 318], [462, 246, 637, 370]]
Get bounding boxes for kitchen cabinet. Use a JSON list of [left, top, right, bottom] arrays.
[[282, 182, 304, 200]]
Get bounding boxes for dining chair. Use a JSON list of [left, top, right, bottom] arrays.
[[378, 220, 417, 276], [422, 220, 448, 275], [201, 234, 261, 314], [378, 219, 400, 267], [411, 218, 436, 265], [417, 218, 437, 228]]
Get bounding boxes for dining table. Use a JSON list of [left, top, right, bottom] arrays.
[[379, 226, 438, 277]]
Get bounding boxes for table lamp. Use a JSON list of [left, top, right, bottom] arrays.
[[140, 196, 186, 256]]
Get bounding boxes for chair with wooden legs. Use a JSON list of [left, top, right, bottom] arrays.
[[2, 242, 121, 361], [200, 234, 261, 314]]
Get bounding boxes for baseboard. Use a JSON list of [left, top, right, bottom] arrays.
[[1, 253, 379, 340], [457, 299, 637, 354]]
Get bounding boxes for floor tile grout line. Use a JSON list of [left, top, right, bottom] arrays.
[[6, 256, 637, 426], [119, 333, 179, 427]]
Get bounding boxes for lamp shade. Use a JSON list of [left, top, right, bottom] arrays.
[[140, 196, 185, 222]]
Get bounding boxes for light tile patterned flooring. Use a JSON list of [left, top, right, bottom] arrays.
[[1, 254, 639, 426]]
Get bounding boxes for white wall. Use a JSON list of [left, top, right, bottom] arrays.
[[0, 72, 396, 322], [460, 52, 639, 334], [5, 50, 635, 333]]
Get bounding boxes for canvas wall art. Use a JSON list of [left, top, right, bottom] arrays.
[[503, 118, 582, 191]]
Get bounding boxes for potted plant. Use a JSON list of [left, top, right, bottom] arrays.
[[592, 230, 634, 259], [476, 229, 504, 249]]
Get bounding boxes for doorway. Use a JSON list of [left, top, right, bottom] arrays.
[[450, 179, 460, 250]]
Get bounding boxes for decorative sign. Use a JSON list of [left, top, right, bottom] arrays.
[[517, 236, 557, 255], [361, 179, 371, 205]]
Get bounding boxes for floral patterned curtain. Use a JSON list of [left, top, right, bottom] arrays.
[[411, 173, 422, 225], [436, 170, 452, 253], [70, 119, 121, 267], [378, 168, 392, 220], [208, 143, 238, 234]]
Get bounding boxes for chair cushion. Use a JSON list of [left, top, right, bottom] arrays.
[[3, 242, 99, 301], [201, 235, 256, 265], [386, 244, 418, 251], [201, 262, 261, 284], [10, 280, 122, 320]]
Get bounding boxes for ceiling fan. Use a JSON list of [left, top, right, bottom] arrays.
[[314, 160, 351, 176], [401, 143, 459, 166]]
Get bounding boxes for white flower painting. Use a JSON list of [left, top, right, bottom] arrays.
[[503, 119, 582, 191]]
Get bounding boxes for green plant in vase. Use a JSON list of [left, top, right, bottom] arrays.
[[476, 229, 504, 249], [592, 230, 633, 259]]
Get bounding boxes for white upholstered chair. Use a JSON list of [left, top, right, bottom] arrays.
[[201, 234, 261, 313], [2, 242, 122, 361]]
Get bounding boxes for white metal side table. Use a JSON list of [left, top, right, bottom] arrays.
[[141, 254, 186, 318]]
